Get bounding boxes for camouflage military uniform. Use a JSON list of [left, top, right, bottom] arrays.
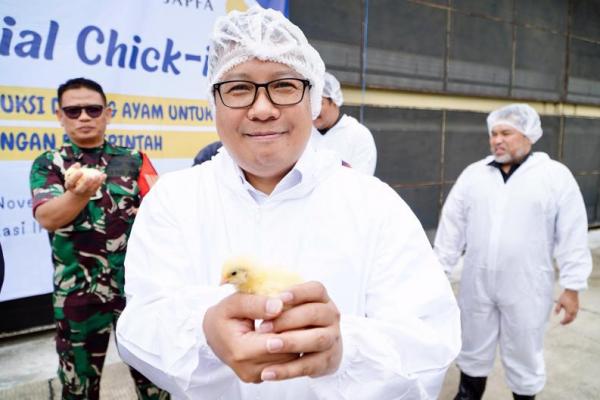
[[30, 141, 169, 400]]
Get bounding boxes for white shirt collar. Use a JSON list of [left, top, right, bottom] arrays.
[[223, 142, 322, 205], [237, 166, 303, 205]]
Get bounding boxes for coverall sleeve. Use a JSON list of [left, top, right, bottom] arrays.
[[553, 169, 592, 291], [311, 188, 461, 399], [115, 176, 239, 399], [434, 172, 468, 273], [351, 125, 377, 176]]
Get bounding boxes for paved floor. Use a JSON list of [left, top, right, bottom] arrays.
[[1, 230, 599, 399]]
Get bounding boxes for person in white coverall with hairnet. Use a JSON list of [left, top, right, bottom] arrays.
[[312, 72, 377, 175], [434, 103, 592, 400], [115, 6, 461, 400]]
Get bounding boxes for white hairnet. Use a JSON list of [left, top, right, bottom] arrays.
[[322, 72, 344, 106], [208, 6, 325, 119], [486, 103, 543, 144]]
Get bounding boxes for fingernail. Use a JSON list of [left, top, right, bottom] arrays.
[[266, 298, 283, 315], [279, 291, 293, 303], [266, 338, 283, 352], [261, 370, 276, 381], [258, 321, 273, 333]]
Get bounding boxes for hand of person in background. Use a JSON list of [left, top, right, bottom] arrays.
[[34, 163, 107, 231], [554, 289, 579, 325]]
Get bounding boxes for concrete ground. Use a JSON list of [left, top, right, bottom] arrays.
[[1, 230, 599, 399]]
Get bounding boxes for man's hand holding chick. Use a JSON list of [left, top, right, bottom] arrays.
[[258, 281, 342, 382], [203, 291, 300, 383], [203, 281, 342, 384]]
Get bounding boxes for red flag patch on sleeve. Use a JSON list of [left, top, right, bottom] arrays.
[[138, 152, 159, 198]]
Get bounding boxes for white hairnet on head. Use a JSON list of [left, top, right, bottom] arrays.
[[486, 103, 543, 144], [322, 72, 344, 106], [208, 6, 325, 119]]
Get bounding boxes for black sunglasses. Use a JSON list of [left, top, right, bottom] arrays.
[[61, 105, 105, 119]]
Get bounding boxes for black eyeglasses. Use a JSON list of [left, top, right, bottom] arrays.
[[213, 78, 311, 109], [61, 105, 105, 119]]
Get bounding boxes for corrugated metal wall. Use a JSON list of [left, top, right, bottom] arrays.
[[290, 0, 600, 229]]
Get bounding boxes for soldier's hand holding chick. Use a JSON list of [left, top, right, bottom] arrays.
[[65, 163, 106, 197]]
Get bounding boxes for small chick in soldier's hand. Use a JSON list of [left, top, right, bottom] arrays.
[[221, 257, 303, 296], [64, 163, 105, 192], [65, 163, 103, 181]]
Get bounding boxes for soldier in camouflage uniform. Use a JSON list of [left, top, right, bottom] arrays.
[[30, 78, 169, 400]]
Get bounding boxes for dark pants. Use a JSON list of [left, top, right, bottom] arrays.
[[55, 298, 169, 400]]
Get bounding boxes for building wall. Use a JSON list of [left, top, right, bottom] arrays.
[[290, 0, 600, 229]]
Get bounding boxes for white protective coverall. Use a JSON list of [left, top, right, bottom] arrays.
[[116, 144, 460, 400], [310, 114, 377, 175], [434, 152, 592, 395]]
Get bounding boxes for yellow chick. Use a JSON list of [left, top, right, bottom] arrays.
[[220, 257, 303, 296]]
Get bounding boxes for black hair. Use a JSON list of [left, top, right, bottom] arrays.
[[57, 77, 107, 106]]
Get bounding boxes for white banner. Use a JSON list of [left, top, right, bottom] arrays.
[[0, 0, 283, 301]]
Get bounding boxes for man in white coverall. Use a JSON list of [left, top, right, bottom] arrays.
[[311, 72, 377, 175], [116, 6, 460, 400], [434, 104, 592, 400]]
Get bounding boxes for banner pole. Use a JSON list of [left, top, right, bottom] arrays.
[[359, 0, 369, 124]]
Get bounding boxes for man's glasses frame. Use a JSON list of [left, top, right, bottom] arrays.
[[61, 105, 105, 119], [212, 78, 311, 109]]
